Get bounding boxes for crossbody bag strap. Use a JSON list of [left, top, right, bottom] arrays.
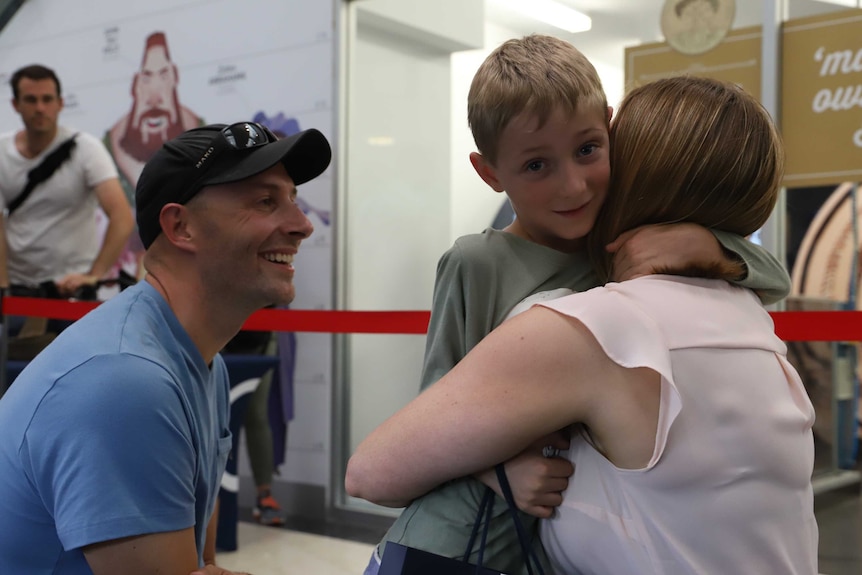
[[495, 464, 546, 575], [7, 133, 78, 216], [463, 485, 495, 567]]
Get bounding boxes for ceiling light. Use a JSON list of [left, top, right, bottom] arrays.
[[367, 136, 395, 146], [493, 0, 592, 34], [812, 0, 859, 6]]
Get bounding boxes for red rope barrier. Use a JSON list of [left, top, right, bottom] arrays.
[[3, 296, 860, 341], [769, 311, 862, 342], [4, 297, 99, 321], [1, 296, 430, 335], [242, 309, 430, 334]]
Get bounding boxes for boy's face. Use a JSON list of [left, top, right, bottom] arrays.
[[471, 105, 610, 253]]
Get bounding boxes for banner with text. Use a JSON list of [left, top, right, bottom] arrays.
[[783, 9, 862, 188]]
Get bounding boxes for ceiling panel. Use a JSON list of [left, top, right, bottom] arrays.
[[485, 0, 858, 51]]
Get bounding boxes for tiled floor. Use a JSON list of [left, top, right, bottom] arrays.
[[219, 484, 862, 575], [815, 486, 862, 575], [215, 522, 375, 574]]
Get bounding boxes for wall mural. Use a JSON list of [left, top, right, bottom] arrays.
[[0, 0, 336, 488]]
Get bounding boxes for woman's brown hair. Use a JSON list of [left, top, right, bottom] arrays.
[[589, 76, 784, 281]]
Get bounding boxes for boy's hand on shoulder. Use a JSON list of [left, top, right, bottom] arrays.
[[607, 223, 737, 282]]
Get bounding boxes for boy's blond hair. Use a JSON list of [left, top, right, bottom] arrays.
[[467, 34, 607, 165]]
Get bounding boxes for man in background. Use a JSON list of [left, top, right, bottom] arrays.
[[0, 64, 133, 300]]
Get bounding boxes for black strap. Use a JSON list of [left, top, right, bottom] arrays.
[[462, 470, 545, 575], [473, 486, 496, 574], [463, 486, 495, 569], [8, 134, 78, 215], [495, 464, 545, 575]]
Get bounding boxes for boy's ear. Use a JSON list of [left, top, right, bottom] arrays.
[[606, 106, 614, 125], [469, 152, 505, 193]]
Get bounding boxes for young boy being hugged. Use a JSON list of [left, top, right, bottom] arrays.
[[363, 35, 790, 575]]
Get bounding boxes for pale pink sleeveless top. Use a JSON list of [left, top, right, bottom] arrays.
[[538, 275, 818, 575]]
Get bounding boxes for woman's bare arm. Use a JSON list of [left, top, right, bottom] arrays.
[[344, 306, 637, 506]]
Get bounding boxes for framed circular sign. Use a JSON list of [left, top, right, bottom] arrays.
[[660, 0, 735, 56]]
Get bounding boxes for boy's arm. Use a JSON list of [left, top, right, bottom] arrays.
[[609, 224, 790, 305], [419, 242, 575, 515], [710, 229, 790, 305], [419, 248, 470, 391]]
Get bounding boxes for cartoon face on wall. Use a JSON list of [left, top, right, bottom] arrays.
[[121, 33, 186, 161], [107, 31, 203, 193], [103, 31, 204, 281]]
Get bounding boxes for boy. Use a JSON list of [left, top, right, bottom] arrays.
[[365, 35, 790, 575]]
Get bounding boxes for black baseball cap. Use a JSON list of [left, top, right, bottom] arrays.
[[135, 122, 332, 248]]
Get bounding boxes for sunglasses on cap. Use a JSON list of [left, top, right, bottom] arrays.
[[178, 121, 279, 203]]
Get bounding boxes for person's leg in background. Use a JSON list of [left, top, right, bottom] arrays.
[[244, 334, 287, 527]]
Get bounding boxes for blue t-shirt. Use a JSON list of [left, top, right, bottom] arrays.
[[0, 281, 231, 573]]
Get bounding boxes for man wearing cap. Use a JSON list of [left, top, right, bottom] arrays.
[[0, 122, 331, 574]]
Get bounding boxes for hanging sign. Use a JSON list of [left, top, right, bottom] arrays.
[[625, 26, 761, 100], [782, 9, 862, 188]]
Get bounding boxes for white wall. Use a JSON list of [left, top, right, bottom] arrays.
[[354, 0, 483, 52], [341, 1, 485, 494], [344, 23, 453, 453]]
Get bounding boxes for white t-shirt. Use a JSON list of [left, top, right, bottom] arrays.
[[0, 127, 118, 285], [538, 275, 818, 575]]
